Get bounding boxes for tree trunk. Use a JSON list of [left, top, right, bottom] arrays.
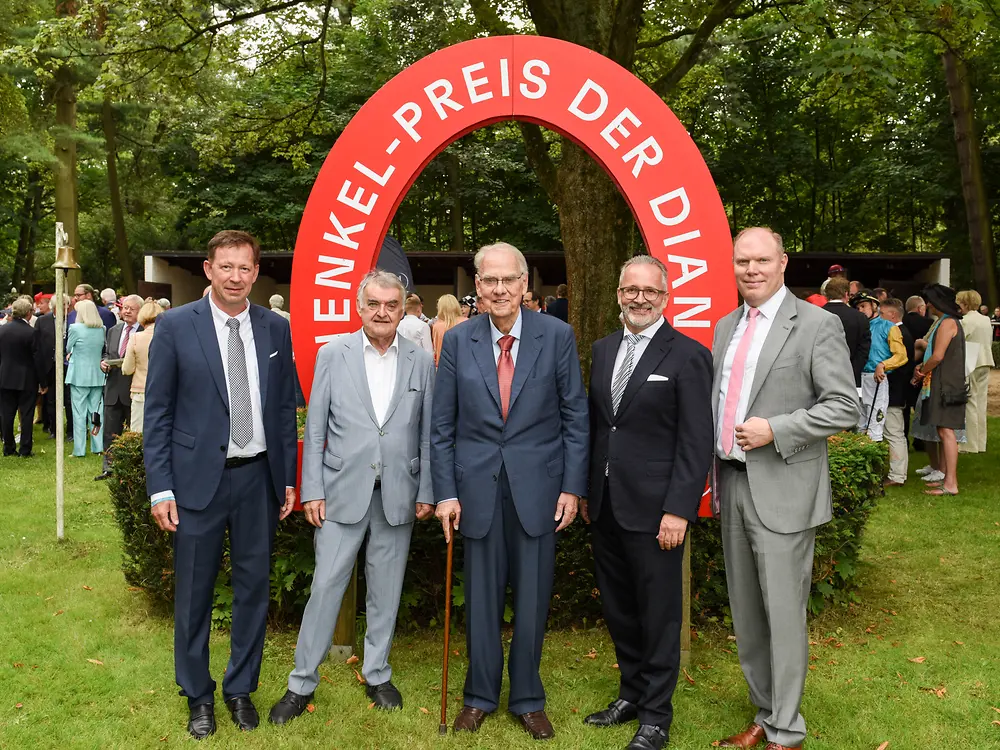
[[54, 0, 79, 287], [102, 96, 137, 291], [942, 49, 998, 306], [444, 151, 464, 253]]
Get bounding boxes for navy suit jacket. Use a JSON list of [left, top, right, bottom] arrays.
[[430, 310, 589, 539], [143, 295, 298, 511]]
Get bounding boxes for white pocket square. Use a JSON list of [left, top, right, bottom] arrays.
[[269, 351, 278, 358], [647, 374, 669, 382]]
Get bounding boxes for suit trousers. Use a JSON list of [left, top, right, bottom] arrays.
[[40, 374, 55, 434], [591, 492, 684, 730], [69, 385, 103, 457], [463, 466, 555, 715], [173, 457, 278, 708], [1, 387, 36, 456], [884, 407, 908, 483], [720, 464, 815, 748], [959, 366, 989, 454], [289, 487, 412, 695], [101, 396, 130, 471]]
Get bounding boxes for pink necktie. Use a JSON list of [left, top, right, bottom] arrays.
[[721, 307, 760, 455], [497, 335, 515, 421], [119, 325, 131, 357]]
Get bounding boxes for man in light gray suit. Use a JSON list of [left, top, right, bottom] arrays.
[[712, 228, 858, 750], [269, 269, 435, 725]]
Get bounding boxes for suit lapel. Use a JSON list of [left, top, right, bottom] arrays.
[[250, 305, 271, 412], [747, 292, 797, 409], [711, 309, 741, 416], [508, 311, 541, 414], [616, 321, 675, 417], [470, 317, 502, 415], [382, 338, 415, 425], [192, 296, 229, 410], [344, 331, 379, 427]]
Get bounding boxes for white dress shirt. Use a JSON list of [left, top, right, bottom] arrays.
[[362, 331, 399, 427], [715, 285, 788, 462], [489, 310, 523, 366], [209, 294, 266, 458], [611, 315, 664, 388], [397, 314, 433, 354]]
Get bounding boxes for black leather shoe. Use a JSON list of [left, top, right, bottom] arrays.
[[268, 689, 313, 725], [585, 698, 638, 727], [187, 703, 216, 740], [94, 471, 111, 480], [626, 724, 668, 750], [226, 696, 259, 731], [365, 681, 403, 710]]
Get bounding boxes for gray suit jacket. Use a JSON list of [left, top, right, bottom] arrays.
[[712, 291, 859, 533], [102, 321, 136, 406], [301, 329, 435, 527]]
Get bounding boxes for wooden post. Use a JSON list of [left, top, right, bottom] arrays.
[[680, 540, 691, 667], [330, 563, 358, 660]]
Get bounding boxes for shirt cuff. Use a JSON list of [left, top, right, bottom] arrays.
[[150, 491, 174, 507]]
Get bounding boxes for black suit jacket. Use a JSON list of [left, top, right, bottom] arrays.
[[887, 323, 915, 407], [0, 319, 40, 392], [823, 301, 870, 387], [34, 313, 56, 382], [587, 321, 714, 533], [547, 297, 568, 323], [102, 322, 138, 406], [903, 311, 932, 342]]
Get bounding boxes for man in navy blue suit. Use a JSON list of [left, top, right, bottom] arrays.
[[144, 230, 298, 740], [430, 242, 589, 740]]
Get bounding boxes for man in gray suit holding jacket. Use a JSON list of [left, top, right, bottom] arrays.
[[269, 269, 435, 725], [713, 228, 858, 750]]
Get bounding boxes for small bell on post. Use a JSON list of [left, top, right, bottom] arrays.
[[53, 244, 81, 270]]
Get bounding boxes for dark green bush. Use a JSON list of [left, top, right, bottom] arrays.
[[108, 430, 885, 629]]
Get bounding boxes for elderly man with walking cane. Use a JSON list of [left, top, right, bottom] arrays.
[[269, 269, 435, 725]]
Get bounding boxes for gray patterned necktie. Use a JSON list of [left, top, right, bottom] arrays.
[[611, 333, 642, 415], [226, 317, 253, 449]]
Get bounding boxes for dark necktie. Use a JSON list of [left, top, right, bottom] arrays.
[[497, 335, 515, 421], [226, 318, 253, 449]]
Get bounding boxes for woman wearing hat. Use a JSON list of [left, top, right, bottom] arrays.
[[911, 284, 966, 496]]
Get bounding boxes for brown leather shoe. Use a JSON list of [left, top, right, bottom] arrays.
[[516, 710, 555, 740], [453, 706, 488, 733], [763, 744, 801, 750], [717, 722, 766, 748]]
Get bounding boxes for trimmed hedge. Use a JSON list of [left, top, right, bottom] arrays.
[[108, 430, 886, 629]]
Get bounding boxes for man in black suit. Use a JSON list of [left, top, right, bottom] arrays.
[[95, 294, 143, 480], [823, 276, 870, 389], [144, 230, 298, 739], [0, 297, 44, 457], [582, 256, 714, 750], [547, 283, 569, 322], [903, 295, 932, 341], [33, 295, 57, 437]]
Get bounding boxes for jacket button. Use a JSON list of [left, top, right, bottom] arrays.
[[379, 430, 385, 437], [611, 426, 617, 432], [492, 474, 497, 482], [220, 446, 226, 452]]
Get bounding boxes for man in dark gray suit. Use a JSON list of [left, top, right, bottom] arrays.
[[713, 228, 858, 750], [269, 270, 435, 724], [95, 294, 142, 480], [431, 242, 589, 740]]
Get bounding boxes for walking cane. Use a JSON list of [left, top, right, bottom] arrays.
[[439, 513, 455, 735]]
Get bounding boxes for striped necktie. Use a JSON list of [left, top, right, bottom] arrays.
[[611, 333, 642, 415]]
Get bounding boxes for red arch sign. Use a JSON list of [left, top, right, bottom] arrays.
[[291, 35, 735, 397]]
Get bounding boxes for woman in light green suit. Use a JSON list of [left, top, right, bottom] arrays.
[[66, 300, 107, 457]]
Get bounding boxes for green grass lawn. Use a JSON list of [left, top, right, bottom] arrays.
[[2, 421, 999, 749]]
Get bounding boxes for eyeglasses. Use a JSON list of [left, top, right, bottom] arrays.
[[618, 286, 666, 302], [72, 293, 86, 300], [478, 274, 524, 290], [365, 300, 399, 313]]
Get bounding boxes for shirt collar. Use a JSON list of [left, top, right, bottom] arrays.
[[363, 331, 399, 357], [208, 293, 250, 327], [746, 285, 787, 321], [490, 309, 523, 346], [626, 314, 665, 341]]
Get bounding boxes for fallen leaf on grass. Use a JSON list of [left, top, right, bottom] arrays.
[[953, 641, 964, 646], [127, 586, 142, 592], [354, 669, 365, 684], [305, 704, 315, 713], [570, 707, 579, 714], [345, 654, 359, 665], [612, 663, 619, 670], [584, 648, 597, 659], [992, 720, 1000, 727], [87, 659, 103, 666], [158, 737, 167, 742], [919, 685, 947, 698], [82, 586, 92, 591], [15, 703, 23, 709], [12, 662, 23, 668], [992, 707, 1000, 714], [876, 743, 889, 750], [682, 668, 696, 685], [53, 610, 64, 616], [453, 650, 459, 656], [321, 675, 334, 684], [419, 707, 430, 714], [908, 657, 926, 664], [368, 702, 375, 710]]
